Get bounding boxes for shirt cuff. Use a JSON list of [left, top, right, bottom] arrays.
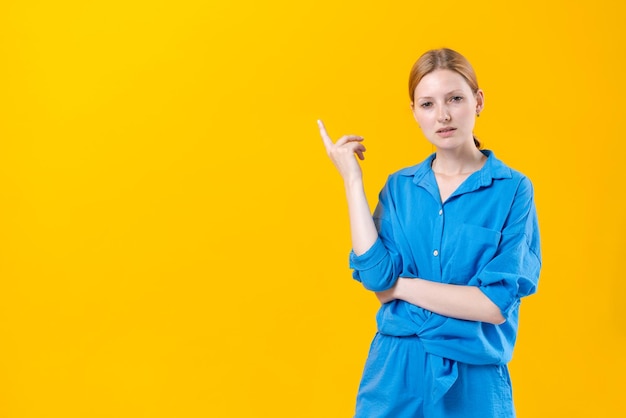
[[349, 237, 388, 271], [479, 283, 519, 316]]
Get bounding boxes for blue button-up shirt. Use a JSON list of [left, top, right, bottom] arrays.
[[349, 150, 541, 368]]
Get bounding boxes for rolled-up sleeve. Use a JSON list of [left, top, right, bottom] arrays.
[[475, 177, 542, 315], [349, 182, 403, 291]]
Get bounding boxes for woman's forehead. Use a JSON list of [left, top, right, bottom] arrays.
[[415, 69, 472, 96]]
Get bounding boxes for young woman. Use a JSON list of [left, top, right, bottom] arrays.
[[318, 48, 541, 417]]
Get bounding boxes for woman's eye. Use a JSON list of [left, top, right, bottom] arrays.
[[420, 102, 432, 108], [450, 96, 463, 102]]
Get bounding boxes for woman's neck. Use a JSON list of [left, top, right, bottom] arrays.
[[432, 147, 486, 176]]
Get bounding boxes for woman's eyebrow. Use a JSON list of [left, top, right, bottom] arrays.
[[417, 90, 464, 100]]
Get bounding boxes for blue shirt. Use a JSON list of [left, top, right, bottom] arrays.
[[349, 150, 542, 366]]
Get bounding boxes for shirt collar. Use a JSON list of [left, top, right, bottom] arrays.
[[477, 150, 512, 186], [402, 150, 512, 187]]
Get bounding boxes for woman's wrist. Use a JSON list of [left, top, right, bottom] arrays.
[[343, 174, 364, 190], [395, 278, 420, 302], [393, 278, 406, 300]]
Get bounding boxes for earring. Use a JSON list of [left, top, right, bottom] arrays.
[[476, 112, 480, 117]]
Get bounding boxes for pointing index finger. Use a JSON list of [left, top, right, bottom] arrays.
[[317, 119, 333, 148]]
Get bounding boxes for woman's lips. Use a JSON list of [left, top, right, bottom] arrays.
[[436, 127, 456, 137]]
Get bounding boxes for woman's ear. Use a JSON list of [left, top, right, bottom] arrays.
[[410, 102, 419, 124], [475, 89, 485, 115]]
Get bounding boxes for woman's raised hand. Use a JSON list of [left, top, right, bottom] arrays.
[[317, 120, 366, 182], [318, 120, 378, 255]]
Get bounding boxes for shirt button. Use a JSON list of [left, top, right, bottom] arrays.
[[433, 250, 439, 257], [438, 209, 443, 215]]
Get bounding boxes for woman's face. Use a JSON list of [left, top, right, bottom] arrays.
[[411, 69, 483, 151]]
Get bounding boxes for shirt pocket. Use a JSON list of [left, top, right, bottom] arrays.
[[445, 224, 501, 284]]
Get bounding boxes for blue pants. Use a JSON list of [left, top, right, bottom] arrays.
[[355, 333, 515, 418]]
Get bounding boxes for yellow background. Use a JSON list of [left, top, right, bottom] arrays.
[[0, 0, 624, 416]]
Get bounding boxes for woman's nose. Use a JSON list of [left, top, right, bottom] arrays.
[[437, 107, 451, 123]]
